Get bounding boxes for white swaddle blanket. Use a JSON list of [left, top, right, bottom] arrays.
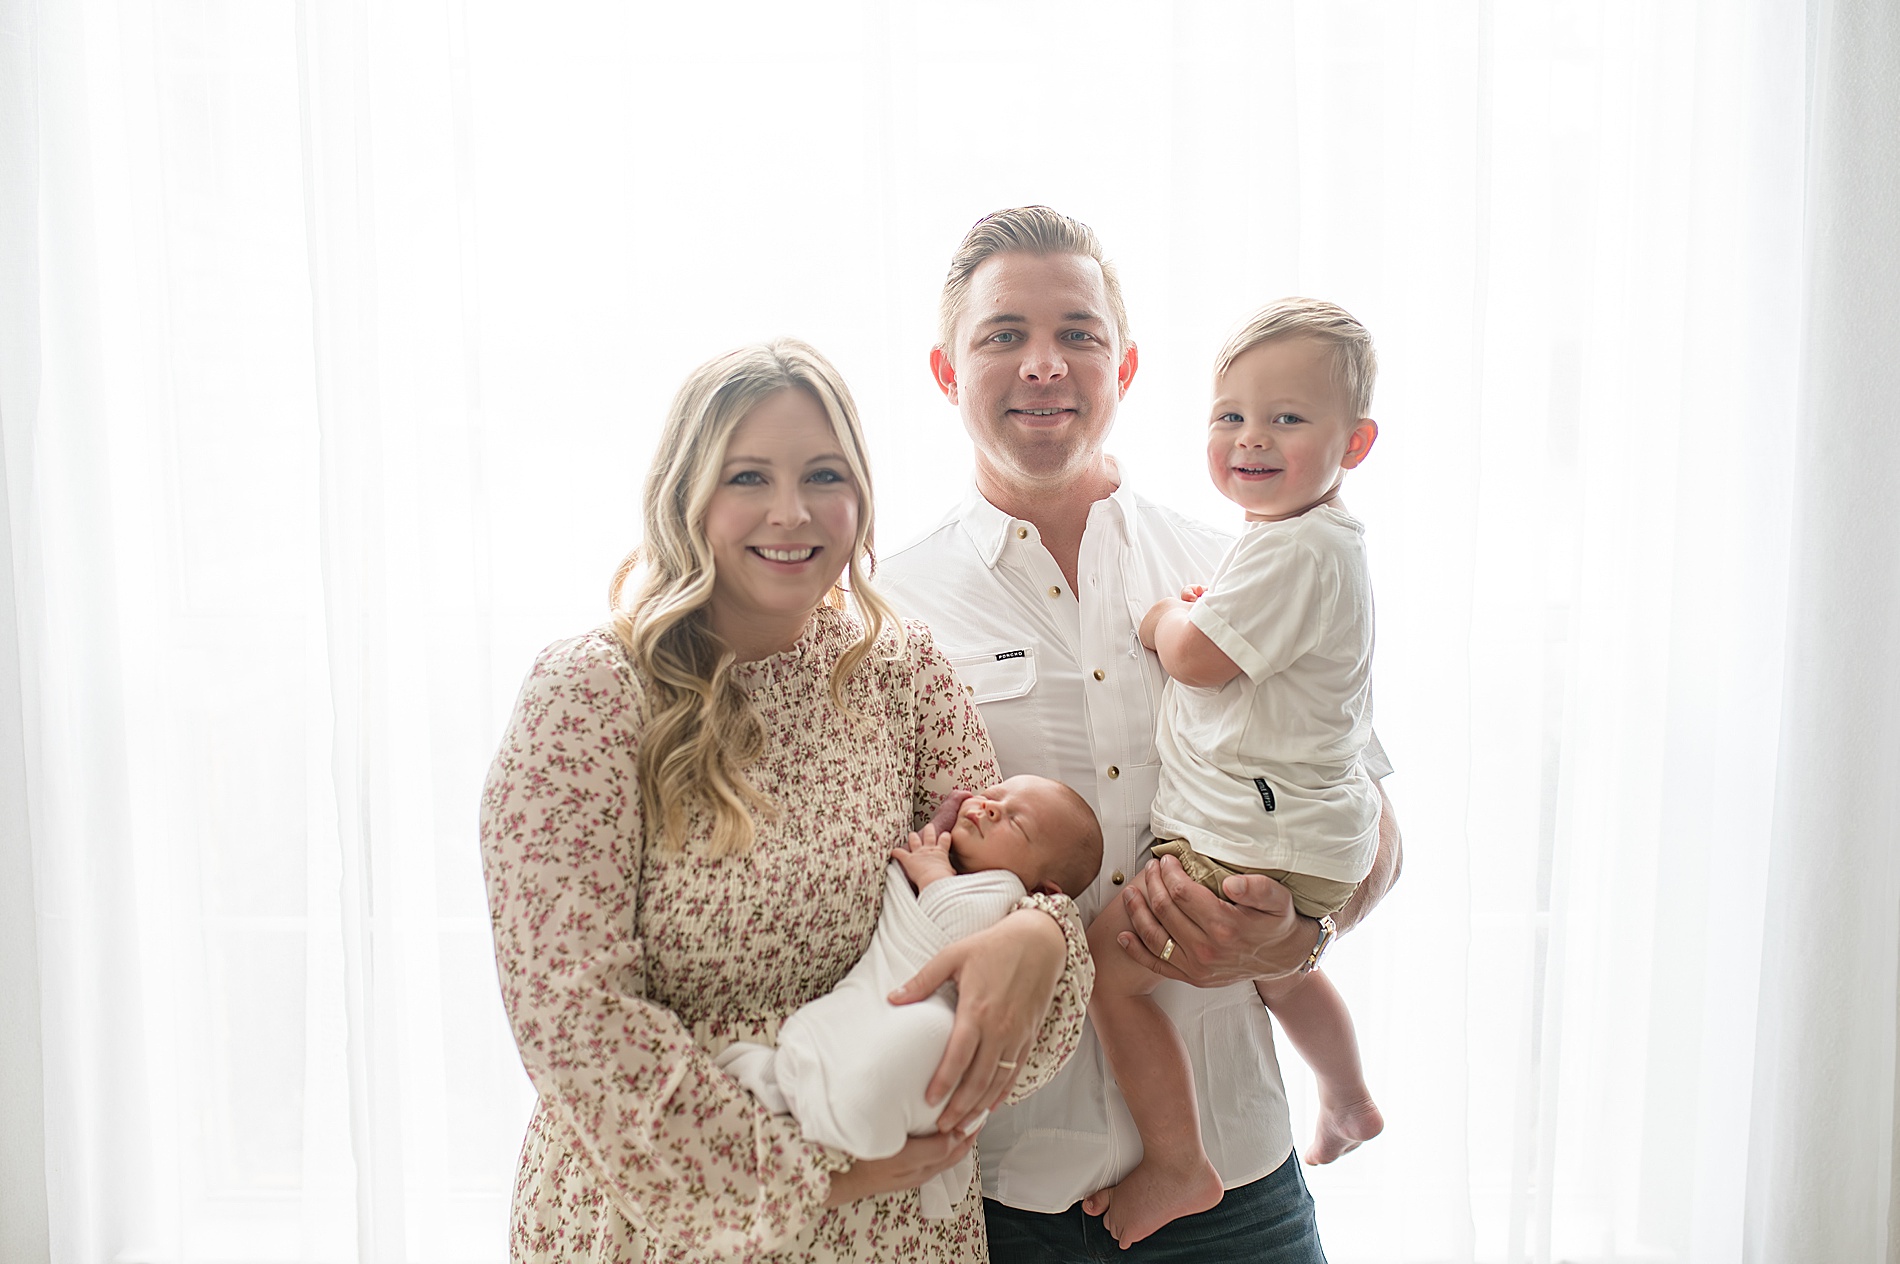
[[715, 861, 1026, 1219]]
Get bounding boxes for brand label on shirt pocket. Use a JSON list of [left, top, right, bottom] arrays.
[[949, 648, 1038, 704]]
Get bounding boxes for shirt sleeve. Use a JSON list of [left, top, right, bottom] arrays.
[[1365, 729, 1394, 779], [904, 624, 1095, 1102], [479, 635, 843, 1257], [1188, 527, 1326, 683], [1001, 891, 1093, 1105]]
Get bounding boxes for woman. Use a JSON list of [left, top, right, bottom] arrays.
[[479, 340, 1093, 1261]]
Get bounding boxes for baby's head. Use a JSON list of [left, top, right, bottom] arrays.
[[1207, 298, 1380, 523], [949, 775, 1103, 898]]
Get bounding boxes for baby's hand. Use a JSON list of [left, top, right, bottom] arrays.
[[892, 825, 958, 892], [1180, 584, 1207, 603]]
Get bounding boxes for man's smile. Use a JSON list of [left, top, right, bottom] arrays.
[[1007, 406, 1078, 424]]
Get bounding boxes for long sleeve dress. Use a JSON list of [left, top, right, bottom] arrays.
[[479, 607, 1093, 1262]]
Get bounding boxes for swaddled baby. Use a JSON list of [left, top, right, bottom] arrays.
[[716, 775, 1103, 1218]]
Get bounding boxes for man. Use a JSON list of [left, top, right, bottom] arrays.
[[880, 207, 1402, 1262]]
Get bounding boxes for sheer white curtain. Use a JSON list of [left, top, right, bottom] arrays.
[[1743, 0, 1900, 1259], [3, 2, 1892, 1262]]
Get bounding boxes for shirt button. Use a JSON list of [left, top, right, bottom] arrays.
[[1016, 526, 1029, 539], [1047, 585, 1061, 598], [1111, 870, 1125, 885], [1106, 765, 1120, 780], [1093, 669, 1105, 681]]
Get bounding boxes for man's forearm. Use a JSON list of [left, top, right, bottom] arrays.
[[1335, 780, 1401, 934]]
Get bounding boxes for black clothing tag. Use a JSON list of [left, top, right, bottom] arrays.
[[995, 649, 1027, 661], [1254, 777, 1277, 812]]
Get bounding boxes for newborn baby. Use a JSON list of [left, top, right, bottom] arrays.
[[715, 775, 1103, 1217]]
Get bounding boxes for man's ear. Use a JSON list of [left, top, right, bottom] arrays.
[[1341, 418, 1378, 468], [1117, 342, 1140, 397], [929, 346, 959, 403]]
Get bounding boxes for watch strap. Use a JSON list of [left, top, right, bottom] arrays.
[[1299, 914, 1338, 974]]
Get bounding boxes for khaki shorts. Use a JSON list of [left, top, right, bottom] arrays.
[[1149, 838, 1356, 920]]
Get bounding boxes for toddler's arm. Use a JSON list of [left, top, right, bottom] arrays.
[[1139, 585, 1242, 688], [892, 822, 958, 892]]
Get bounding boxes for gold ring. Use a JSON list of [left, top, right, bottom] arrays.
[[1161, 938, 1176, 963], [996, 1059, 1018, 1070]]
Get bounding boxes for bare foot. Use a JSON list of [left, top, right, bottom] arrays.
[[1304, 1095, 1384, 1165], [1082, 1155, 1223, 1249]]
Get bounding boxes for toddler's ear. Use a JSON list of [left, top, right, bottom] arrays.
[[1033, 879, 1064, 898], [1341, 418, 1379, 469]]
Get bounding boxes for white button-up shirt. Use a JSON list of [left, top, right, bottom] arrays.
[[881, 473, 1391, 1212]]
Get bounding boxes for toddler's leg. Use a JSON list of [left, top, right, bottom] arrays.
[[1256, 968, 1384, 1164], [1082, 898, 1223, 1248]]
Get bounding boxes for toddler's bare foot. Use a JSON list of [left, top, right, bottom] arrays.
[[1081, 1154, 1223, 1249], [1304, 1095, 1383, 1165]]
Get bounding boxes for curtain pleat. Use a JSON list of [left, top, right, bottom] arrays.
[[1744, 0, 1900, 1258]]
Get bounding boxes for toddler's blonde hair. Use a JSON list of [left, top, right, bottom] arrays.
[[1216, 297, 1378, 418]]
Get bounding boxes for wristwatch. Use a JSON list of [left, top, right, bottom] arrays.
[[1298, 915, 1338, 974]]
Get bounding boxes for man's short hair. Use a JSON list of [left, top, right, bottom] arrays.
[[1215, 297, 1379, 418], [936, 206, 1132, 362]]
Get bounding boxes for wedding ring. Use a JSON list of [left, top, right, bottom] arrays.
[[996, 1059, 1018, 1070], [1161, 937, 1177, 963]]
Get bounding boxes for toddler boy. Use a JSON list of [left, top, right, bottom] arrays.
[[1083, 298, 1386, 1248]]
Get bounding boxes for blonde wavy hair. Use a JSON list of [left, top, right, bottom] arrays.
[[607, 340, 901, 858]]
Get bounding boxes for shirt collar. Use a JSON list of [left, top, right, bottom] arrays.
[[953, 483, 1017, 568], [953, 454, 1142, 569], [1097, 455, 1141, 541]]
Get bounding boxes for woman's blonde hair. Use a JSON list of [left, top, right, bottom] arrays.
[[607, 339, 901, 858]]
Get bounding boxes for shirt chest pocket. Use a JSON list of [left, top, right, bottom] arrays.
[[949, 647, 1038, 704], [947, 648, 1049, 779]]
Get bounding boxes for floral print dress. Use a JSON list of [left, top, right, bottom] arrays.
[[480, 608, 1093, 1262]]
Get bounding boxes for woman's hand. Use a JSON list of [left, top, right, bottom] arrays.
[[1117, 853, 1316, 985], [888, 907, 1066, 1136], [822, 1131, 975, 1208]]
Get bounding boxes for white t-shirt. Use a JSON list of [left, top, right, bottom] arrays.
[[1151, 503, 1380, 883], [881, 471, 1392, 1213]]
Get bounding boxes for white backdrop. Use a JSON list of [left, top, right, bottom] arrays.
[[3, 2, 1895, 1262]]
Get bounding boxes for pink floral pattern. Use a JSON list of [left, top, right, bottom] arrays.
[[480, 607, 1091, 1261]]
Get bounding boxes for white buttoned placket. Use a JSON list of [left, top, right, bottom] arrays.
[[1073, 495, 1166, 917]]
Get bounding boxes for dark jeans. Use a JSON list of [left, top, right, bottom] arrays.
[[983, 1151, 1326, 1263]]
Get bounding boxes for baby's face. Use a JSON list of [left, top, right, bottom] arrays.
[[1207, 335, 1375, 522], [949, 776, 1065, 890]]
